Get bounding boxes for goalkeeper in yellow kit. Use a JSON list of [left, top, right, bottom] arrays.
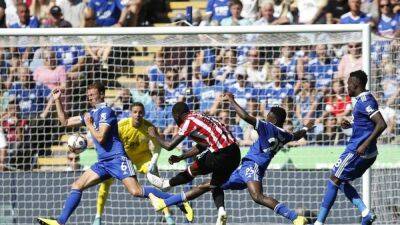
[[92, 102, 193, 225]]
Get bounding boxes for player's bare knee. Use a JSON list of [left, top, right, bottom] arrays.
[[129, 187, 142, 197], [71, 181, 84, 190]]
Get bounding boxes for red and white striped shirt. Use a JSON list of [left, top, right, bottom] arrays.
[[178, 112, 236, 152]]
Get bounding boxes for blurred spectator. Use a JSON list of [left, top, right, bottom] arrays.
[[204, 0, 231, 24], [340, 0, 374, 25], [148, 90, 173, 136], [0, 127, 6, 171], [8, 66, 51, 118], [227, 72, 253, 108], [281, 96, 301, 129], [51, 44, 85, 80], [240, 0, 259, 21], [392, 0, 400, 13], [253, 2, 284, 25], [148, 52, 165, 91], [10, 3, 40, 28], [118, 0, 150, 26], [272, 0, 294, 24], [361, 0, 379, 19], [0, 100, 28, 171], [261, 65, 294, 109], [220, 0, 252, 26], [295, 80, 318, 126], [218, 110, 243, 141], [324, 0, 349, 24], [164, 68, 185, 111], [29, 0, 55, 25], [193, 69, 224, 114], [244, 48, 268, 88], [215, 48, 237, 86], [377, 0, 400, 38], [315, 116, 346, 145], [278, 46, 301, 90], [317, 79, 352, 124], [56, 0, 85, 27], [10, 3, 40, 60], [291, 0, 328, 24], [65, 152, 82, 171], [48, 5, 72, 27], [33, 49, 67, 91], [380, 60, 399, 106], [0, 0, 5, 27], [110, 88, 133, 121], [130, 74, 154, 113], [5, 0, 19, 27], [337, 42, 362, 81], [84, 0, 124, 27], [307, 44, 339, 93]]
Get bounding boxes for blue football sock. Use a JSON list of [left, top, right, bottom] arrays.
[[274, 203, 298, 221], [58, 189, 82, 224], [165, 192, 186, 207], [142, 186, 174, 199], [339, 182, 368, 215], [316, 180, 339, 223]]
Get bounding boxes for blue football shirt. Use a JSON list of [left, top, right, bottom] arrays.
[[340, 12, 372, 24], [81, 103, 125, 161], [242, 120, 293, 169], [88, 0, 124, 26], [345, 92, 379, 157]]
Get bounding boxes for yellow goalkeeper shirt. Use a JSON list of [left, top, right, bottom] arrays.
[[118, 118, 160, 166]]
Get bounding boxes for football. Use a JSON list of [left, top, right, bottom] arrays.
[[67, 133, 87, 154]]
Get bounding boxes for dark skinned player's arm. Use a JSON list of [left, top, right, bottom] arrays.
[[360, 112, 387, 147], [227, 95, 257, 127], [149, 127, 186, 151]]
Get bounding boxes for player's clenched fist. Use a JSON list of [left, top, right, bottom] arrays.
[[52, 88, 62, 100], [340, 118, 352, 129], [168, 155, 182, 165], [84, 113, 93, 126], [222, 92, 235, 101]]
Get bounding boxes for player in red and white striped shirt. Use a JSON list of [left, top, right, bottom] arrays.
[[147, 102, 241, 225]]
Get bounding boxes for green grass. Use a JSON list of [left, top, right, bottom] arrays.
[[80, 145, 400, 170]]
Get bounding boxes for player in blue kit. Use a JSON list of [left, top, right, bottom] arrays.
[[314, 70, 387, 225], [221, 92, 312, 225], [37, 82, 184, 225]]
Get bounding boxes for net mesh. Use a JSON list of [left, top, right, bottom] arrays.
[[0, 29, 399, 225]]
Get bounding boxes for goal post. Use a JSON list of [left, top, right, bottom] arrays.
[[0, 24, 399, 225]]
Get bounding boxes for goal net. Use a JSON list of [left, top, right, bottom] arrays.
[[0, 25, 398, 225]]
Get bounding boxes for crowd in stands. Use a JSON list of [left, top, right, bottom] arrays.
[[0, 0, 399, 171]]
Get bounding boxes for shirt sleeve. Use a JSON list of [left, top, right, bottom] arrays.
[[178, 118, 197, 137], [360, 97, 379, 118], [88, 0, 96, 10], [99, 108, 117, 126]]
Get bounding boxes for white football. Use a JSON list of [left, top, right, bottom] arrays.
[[67, 133, 87, 154]]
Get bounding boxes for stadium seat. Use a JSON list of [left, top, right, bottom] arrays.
[[169, 1, 207, 10]]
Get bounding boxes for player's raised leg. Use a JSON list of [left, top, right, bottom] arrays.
[[38, 169, 103, 225]]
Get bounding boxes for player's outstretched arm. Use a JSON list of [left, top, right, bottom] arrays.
[[52, 88, 82, 127], [292, 120, 314, 141], [168, 144, 206, 164], [356, 112, 387, 156], [223, 92, 257, 127], [148, 126, 186, 151]]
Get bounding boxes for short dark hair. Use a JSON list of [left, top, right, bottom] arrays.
[[172, 102, 189, 116], [350, 70, 368, 87], [229, 0, 243, 8], [131, 102, 145, 111], [270, 106, 287, 127], [88, 82, 105, 95]]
